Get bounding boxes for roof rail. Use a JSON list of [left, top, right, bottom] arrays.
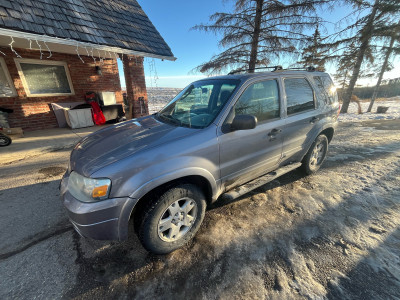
[[285, 66, 316, 72], [228, 65, 283, 75], [227, 65, 321, 75]]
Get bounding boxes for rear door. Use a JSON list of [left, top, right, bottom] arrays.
[[281, 76, 320, 161], [218, 78, 284, 191]]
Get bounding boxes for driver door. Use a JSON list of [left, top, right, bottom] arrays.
[[218, 79, 284, 191]]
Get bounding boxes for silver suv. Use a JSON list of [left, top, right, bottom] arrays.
[[61, 69, 339, 254]]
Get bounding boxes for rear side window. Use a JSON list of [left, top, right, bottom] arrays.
[[314, 76, 338, 105], [284, 78, 315, 115], [235, 79, 280, 122]]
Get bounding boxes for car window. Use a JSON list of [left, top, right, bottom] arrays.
[[284, 78, 315, 115], [235, 79, 280, 122], [314, 76, 338, 105], [157, 79, 240, 129], [217, 83, 237, 107]]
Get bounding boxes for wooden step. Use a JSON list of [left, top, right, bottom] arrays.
[[221, 162, 302, 201]]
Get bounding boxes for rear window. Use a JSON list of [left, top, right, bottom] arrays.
[[313, 76, 338, 105], [284, 78, 315, 115]]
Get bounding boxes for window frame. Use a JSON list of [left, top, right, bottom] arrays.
[[0, 57, 17, 97], [283, 76, 316, 116], [232, 78, 281, 124], [14, 58, 75, 97]]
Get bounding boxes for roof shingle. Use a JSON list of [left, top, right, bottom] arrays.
[[0, 0, 174, 58]]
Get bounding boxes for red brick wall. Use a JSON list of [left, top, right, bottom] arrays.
[[123, 55, 149, 118], [0, 47, 123, 130]]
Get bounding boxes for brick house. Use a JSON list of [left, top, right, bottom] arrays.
[[0, 0, 175, 130]]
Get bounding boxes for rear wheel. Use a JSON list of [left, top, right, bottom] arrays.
[[138, 184, 206, 254], [301, 134, 328, 175]]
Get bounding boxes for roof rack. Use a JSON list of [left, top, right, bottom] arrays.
[[228, 65, 320, 75], [286, 66, 316, 72], [228, 65, 283, 75]]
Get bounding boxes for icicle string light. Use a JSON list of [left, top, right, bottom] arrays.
[[84, 46, 90, 57], [76, 42, 84, 63], [147, 58, 159, 88], [43, 40, 52, 58], [35, 39, 43, 59], [9, 37, 22, 58], [3, 34, 148, 65], [90, 47, 96, 64]]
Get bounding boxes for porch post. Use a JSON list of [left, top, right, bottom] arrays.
[[122, 55, 149, 119]]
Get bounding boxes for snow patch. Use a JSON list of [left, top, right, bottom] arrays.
[[339, 97, 400, 122]]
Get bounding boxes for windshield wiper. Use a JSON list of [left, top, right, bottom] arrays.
[[157, 113, 182, 126]]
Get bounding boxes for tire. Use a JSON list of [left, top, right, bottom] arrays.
[[138, 184, 206, 254], [0, 134, 11, 147], [301, 134, 328, 175]]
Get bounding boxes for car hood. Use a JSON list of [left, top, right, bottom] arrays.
[[70, 115, 196, 176]]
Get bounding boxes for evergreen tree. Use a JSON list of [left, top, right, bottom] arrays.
[[367, 21, 400, 112], [320, 0, 400, 113], [193, 0, 325, 74], [299, 25, 326, 70]]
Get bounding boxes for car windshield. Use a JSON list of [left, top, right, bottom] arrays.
[[156, 79, 240, 129]]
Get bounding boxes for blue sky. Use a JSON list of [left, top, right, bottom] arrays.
[[118, 0, 399, 88]]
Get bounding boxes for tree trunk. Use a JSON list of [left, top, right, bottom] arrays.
[[341, 0, 379, 114], [248, 0, 263, 73], [367, 33, 396, 112]]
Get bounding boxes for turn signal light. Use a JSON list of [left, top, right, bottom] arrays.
[[92, 185, 109, 198]]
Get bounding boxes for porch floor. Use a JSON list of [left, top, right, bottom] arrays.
[[0, 125, 110, 165]]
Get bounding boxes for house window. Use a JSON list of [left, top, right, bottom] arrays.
[[0, 57, 17, 97], [14, 58, 74, 97]]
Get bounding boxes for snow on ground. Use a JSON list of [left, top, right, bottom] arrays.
[[55, 118, 399, 299], [2, 90, 399, 299], [147, 87, 181, 114], [339, 96, 400, 122]]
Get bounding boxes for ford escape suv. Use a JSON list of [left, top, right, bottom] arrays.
[[60, 68, 339, 254]]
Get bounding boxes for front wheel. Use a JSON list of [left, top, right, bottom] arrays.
[[138, 184, 206, 254], [301, 134, 328, 175], [0, 134, 12, 147]]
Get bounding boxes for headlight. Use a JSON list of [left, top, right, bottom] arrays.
[[68, 171, 111, 202]]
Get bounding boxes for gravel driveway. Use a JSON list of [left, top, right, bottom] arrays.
[[1, 119, 399, 299]]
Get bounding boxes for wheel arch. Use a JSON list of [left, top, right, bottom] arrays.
[[118, 170, 218, 240], [130, 175, 213, 233], [320, 127, 334, 143]]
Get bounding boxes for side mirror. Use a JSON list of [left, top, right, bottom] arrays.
[[231, 114, 257, 131]]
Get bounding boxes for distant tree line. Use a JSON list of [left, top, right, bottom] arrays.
[[194, 0, 400, 113], [338, 77, 400, 99]]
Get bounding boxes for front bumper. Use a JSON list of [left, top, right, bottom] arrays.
[[61, 174, 129, 240]]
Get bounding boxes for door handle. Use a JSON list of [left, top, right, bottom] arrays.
[[310, 116, 320, 123], [268, 128, 282, 137]]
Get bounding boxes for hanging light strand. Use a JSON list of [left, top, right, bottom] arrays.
[[43, 40, 52, 58], [90, 47, 96, 64], [76, 42, 84, 63], [35, 39, 43, 59], [9, 37, 22, 58]]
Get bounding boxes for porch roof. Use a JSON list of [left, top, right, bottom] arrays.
[[0, 0, 175, 60]]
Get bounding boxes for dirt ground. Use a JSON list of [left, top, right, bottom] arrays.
[[1, 119, 399, 299]]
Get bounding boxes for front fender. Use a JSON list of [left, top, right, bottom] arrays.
[[117, 166, 218, 240]]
